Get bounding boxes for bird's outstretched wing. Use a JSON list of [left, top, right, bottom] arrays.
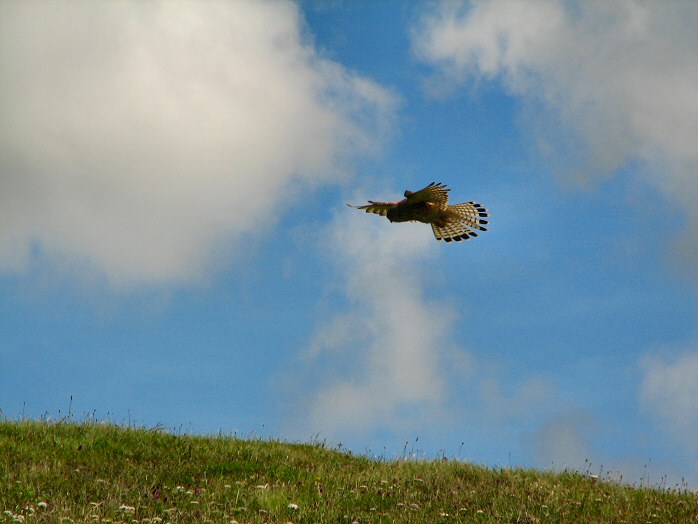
[[347, 201, 398, 217], [404, 182, 450, 205]]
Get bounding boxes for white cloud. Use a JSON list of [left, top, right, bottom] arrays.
[[640, 349, 698, 455], [414, 1, 698, 167], [296, 208, 463, 437], [413, 0, 698, 272], [0, 1, 396, 287]]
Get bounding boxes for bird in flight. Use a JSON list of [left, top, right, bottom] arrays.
[[348, 182, 488, 242]]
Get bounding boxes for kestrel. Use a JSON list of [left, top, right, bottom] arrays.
[[348, 182, 488, 242]]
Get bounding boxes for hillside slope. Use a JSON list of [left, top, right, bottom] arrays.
[[1, 421, 696, 523]]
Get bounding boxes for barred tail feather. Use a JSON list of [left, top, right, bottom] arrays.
[[431, 201, 489, 242], [431, 222, 477, 242], [448, 202, 489, 230]]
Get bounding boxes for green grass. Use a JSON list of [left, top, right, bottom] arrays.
[[1, 420, 696, 523]]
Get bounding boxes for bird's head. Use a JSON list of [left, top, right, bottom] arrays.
[[404, 190, 413, 198]]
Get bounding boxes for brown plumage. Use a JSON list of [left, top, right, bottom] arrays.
[[348, 182, 488, 242]]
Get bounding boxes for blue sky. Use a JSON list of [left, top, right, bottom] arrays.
[[2, 1, 698, 487]]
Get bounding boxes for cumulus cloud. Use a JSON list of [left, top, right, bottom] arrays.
[[0, 1, 396, 287], [413, 0, 698, 270]]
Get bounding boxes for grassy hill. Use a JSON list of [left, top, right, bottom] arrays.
[[1, 421, 696, 523]]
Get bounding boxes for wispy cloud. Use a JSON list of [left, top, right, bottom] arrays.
[[525, 411, 598, 472], [639, 347, 698, 485], [0, 1, 397, 288], [640, 349, 698, 455], [296, 212, 457, 437]]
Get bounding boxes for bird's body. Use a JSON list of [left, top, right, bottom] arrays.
[[348, 182, 488, 242]]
